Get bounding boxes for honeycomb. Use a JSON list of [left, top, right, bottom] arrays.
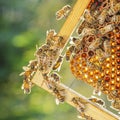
[[70, 0, 120, 111]]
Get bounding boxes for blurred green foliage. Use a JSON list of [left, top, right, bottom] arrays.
[[0, 0, 118, 120]]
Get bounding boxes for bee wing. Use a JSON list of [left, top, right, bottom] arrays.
[[59, 89, 65, 96], [57, 64, 62, 72], [21, 83, 24, 90], [90, 95, 96, 99], [24, 88, 31, 94], [22, 66, 29, 71], [56, 10, 63, 20], [55, 98, 60, 105], [19, 72, 25, 76], [76, 106, 84, 113], [29, 59, 37, 64], [77, 115, 83, 119], [69, 37, 74, 45], [63, 5, 71, 11]]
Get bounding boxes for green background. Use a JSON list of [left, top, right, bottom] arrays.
[[0, 0, 119, 120]]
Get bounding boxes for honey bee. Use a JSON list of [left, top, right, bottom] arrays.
[[77, 21, 88, 35], [35, 45, 43, 57], [21, 79, 32, 94], [97, 9, 107, 25], [78, 112, 93, 120], [57, 36, 65, 48], [95, 79, 102, 96], [99, 0, 110, 11], [50, 72, 60, 83], [81, 28, 96, 37], [47, 48, 59, 58], [92, 10, 100, 18], [84, 9, 95, 24], [53, 87, 65, 105], [56, 5, 71, 20], [46, 29, 57, 46], [88, 56, 102, 70], [42, 73, 55, 89], [36, 44, 49, 58], [103, 40, 111, 56], [108, 2, 120, 15], [20, 60, 37, 94], [28, 59, 38, 71], [111, 100, 120, 111], [99, 24, 115, 35], [41, 58, 53, 71], [70, 37, 81, 45], [72, 97, 89, 119], [110, 0, 117, 6], [41, 44, 50, 52], [36, 47, 48, 66], [89, 96, 105, 106], [96, 48, 106, 62], [111, 15, 120, 24], [20, 67, 33, 79], [46, 29, 64, 48], [36, 44, 50, 61], [38, 57, 51, 73], [72, 97, 85, 113], [89, 38, 101, 50], [52, 55, 63, 71], [65, 45, 75, 61]]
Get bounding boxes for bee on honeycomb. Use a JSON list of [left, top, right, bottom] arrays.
[[65, 0, 120, 111]]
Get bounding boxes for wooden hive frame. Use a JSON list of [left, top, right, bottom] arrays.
[[23, 0, 120, 120]]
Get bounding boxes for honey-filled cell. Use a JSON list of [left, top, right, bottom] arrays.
[[116, 84, 120, 89], [116, 59, 120, 64], [110, 80, 115, 85], [116, 52, 120, 57], [117, 46, 120, 51], [104, 76, 110, 82], [117, 71, 120, 76], [110, 85, 115, 91]]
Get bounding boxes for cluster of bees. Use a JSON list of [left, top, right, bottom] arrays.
[[35, 29, 67, 104], [20, 59, 38, 94], [35, 29, 64, 73], [20, 1, 120, 119], [71, 96, 104, 119], [72, 97, 94, 120], [20, 3, 73, 105], [68, 0, 120, 112], [20, 4, 72, 102], [20, 29, 66, 103]]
